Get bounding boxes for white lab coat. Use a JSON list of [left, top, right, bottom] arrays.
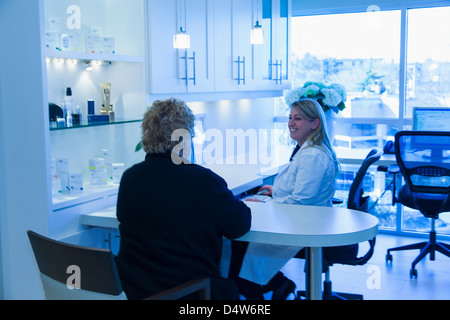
[[239, 142, 337, 284]]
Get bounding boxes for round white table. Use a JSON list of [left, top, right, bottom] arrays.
[[237, 201, 379, 300]]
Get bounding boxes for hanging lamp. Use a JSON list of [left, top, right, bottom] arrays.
[[251, 0, 264, 45], [173, 26, 191, 49], [173, 0, 190, 49]]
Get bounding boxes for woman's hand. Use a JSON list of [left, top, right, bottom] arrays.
[[258, 185, 272, 197]]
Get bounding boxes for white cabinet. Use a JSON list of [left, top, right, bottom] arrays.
[[213, 0, 259, 92], [149, 0, 291, 95], [214, 0, 291, 93], [256, 0, 291, 90], [147, 0, 214, 94]]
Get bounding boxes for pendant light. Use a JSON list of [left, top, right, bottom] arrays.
[[251, 0, 264, 45], [173, 27, 191, 49], [173, 0, 191, 49]]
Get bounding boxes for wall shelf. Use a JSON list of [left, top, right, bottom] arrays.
[[50, 118, 141, 131], [46, 50, 145, 63]]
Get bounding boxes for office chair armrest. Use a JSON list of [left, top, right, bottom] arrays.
[[355, 238, 376, 266], [387, 165, 400, 174], [144, 278, 211, 300], [387, 165, 401, 205]]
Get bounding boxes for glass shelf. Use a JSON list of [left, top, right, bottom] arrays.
[[50, 118, 141, 131], [46, 50, 145, 63]]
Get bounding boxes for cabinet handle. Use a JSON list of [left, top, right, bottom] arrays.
[[270, 60, 282, 84], [243, 56, 246, 85], [192, 51, 196, 86], [275, 59, 279, 84], [181, 50, 196, 87], [234, 56, 245, 85], [279, 60, 282, 85]]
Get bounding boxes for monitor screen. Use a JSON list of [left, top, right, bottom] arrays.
[[413, 107, 450, 131], [411, 107, 450, 158]]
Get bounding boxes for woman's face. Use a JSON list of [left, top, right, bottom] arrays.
[[288, 108, 320, 146]]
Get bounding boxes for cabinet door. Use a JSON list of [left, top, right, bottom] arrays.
[[147, 0, 186, 94], [184, 0, 214, 93], [273, 0, 291, 89], [214, 0, 259, 92], [147, 0, 213, 94], [256, 0, 291, 90]]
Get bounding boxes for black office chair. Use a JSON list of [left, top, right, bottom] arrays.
[[385, 131, 450, 278], [296, 149, 381, 300], [27, 230, 211, 300]]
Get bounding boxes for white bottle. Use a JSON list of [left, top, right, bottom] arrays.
[[65, 87, 73, 114], [60, 33, 70, 51], [101, 149, 112, 182], [66, 110, 73, 128]]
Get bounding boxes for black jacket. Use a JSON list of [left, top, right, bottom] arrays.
[[116, 152, 251, 300]]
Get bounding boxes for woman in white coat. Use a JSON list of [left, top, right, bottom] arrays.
[[229, 98, 340, 299]]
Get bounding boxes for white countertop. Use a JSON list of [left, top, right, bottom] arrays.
[[81, 201, 379, 248]]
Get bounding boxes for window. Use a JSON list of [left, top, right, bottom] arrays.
[[279, 5, 450, 239], [406, 7, 450, 117], [402, 6, 450, 234]]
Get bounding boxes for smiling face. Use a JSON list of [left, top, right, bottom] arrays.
[[288, 107, 320, 146]]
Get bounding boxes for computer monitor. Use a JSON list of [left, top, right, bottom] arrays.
[[412, 107, 450, 159], [413, 107, 450, 131]]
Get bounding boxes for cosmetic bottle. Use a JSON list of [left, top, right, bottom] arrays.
[[65, 87, 73, 113], [66, 110, 73, 128], [60, 34, 70, 51], [89, 158, 107, 185], [56, 157, 70, 193], [101, 149, 112, 182], [72, 105, 81, 125], [87, 99, 95, 115], [108, 104, 115, 122]]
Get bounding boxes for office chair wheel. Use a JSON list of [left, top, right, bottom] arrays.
[[386, 253, 393, 263], [410, 269, 418, 278]]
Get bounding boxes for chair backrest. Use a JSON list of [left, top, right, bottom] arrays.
[[344, 149, 382, 266], [347, 149, 383, 211], [27, 230, 126, 300], [394, 130, 450, 215]]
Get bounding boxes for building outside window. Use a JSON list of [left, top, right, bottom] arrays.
[[276, 5, 450, 238]]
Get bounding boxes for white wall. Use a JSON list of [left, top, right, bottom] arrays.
[[189, 97, 276, 160], [0, 0, 50, 299]]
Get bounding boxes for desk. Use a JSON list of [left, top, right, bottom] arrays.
[[81, 201, 378, 300], [239, 202, 379, 300]]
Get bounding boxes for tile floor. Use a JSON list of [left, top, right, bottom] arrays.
[[279, 233, 450, 300]]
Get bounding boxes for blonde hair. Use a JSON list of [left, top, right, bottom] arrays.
[[141, 98, 195, 154], [291, 98, 340, 176]]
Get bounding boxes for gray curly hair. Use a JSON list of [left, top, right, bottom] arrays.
[[141, 98, 195, 154]]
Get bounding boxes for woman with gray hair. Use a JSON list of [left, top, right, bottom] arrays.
[[116, 98, 251, 300]]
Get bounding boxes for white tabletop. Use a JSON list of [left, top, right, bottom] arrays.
[[80, 206, 119, 229], [81, 201, 379, 248], [238, 201, 379, 247]]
